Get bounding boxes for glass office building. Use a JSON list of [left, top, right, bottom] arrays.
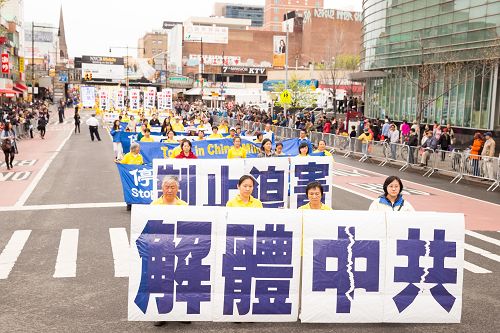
[[361, 0, 500, 130], [224, 4, 264, 27]]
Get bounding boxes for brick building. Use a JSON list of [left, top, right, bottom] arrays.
[[263, 0, 323, 31]]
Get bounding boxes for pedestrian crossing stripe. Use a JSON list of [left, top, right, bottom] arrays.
[[0, 228, 498, 279]]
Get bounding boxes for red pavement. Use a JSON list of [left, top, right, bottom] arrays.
[[332, 161, 500, 231], [0, 122, 74, 207]]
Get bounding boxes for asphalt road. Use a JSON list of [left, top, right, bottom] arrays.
[[0, 114, 498, 332]]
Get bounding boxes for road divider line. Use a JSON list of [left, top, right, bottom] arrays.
[[464, 243, 500, 263], [109, 228, 130, 277], [15, 128, 74, 207], [0, 230, 32, 279], [53, 229, 79, 278], [463, 260, 492, 274], [465, 230, 500, 247], [331, 184, 376, 201], [0, 202, 126, 212]]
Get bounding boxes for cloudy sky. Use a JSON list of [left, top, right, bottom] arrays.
[[24, 0, 362, 58]]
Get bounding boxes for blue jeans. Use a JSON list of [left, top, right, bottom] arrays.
[[390, 143, 397, 159]]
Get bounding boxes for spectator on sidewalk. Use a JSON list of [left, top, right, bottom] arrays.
[[482, 132, 496, 180], [358, 128, 372, 156], [58, 100, 65, 123], [438, 128, 451, 161], [420, 131, 439, 166], [389, 124, 400, 159], [369, 176, 415, 211], [37, 113, 47, 139], [85, 114, 101, 142], [1, 122, 17, 170], [408, 128, 419, 164], [469, 132, 485, 177]]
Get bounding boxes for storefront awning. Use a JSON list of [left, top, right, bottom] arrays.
[[348, 71, 388, 82], [184, 88, 202, 95], [0, 88, 19, 96], [14, 83, 28, 92]]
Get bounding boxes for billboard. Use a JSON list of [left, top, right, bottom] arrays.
[[81, 55, 125, 81], [272, 36, 286, 68], [221, 66, 267, 75], [184, 25, 228, 44]]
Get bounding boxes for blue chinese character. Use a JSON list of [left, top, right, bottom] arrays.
[[393, 229, 457, 313], [134, 219, 212, 314], [313, 226, 380, 313], [293, 162, 330, 207], [157, 164, 197, 204], [222, 224, 293, 315], [206, 166, 239, 206], [250, 166, 286, 208]]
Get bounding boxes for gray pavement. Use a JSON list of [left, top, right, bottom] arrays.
[[0, 114, 499, 332]]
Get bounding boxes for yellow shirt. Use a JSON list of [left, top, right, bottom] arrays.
[[120, 152, 144, 165], [208, 133, 223, 139], [314, 149, 332, 156], [227, 147, 247, 159], [150, 196, 188, 206], [140, 136, 155, 142], [164, 139, 178, 143], [219, 125, 228, 133], [226, 195, 263, 208], [170, 146, 182, 158], [299, 203, 332, 210], [172, 122, 185, 132]]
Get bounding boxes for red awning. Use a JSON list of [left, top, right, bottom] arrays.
[[15, 83, 28, 91], [0, 88, 19, 95]]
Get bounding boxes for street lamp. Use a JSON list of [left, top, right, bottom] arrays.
[[108, 46, 145, 98]]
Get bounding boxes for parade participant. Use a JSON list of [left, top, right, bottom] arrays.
[[219, 120, 229, 133], [263, 123, 274, 141], [208, 126, 223, 139], [150, 176, 188, 206], [254, 132, 264, 144], [368, 176, 415, 211], [297, 142, 310, 157], [1, 122, 17, 170], [197, 130, 205, 141], [235, 125, 243, 136], [229, 127, 237, 139], [175, 139, 197, 159], [140, 128, 155, 142], [257, 138, 274, 158], [299, 181, 332, 210], [160, 118, 171, 136], [314, 140, 332, 156], [149, 114, 161, 127], [116, 142, 143, 165], [164, 130, 177, 143], [226, 175, 263, 208], [172, 116, 185, 132], [137, 124, 147, 141], [275, 142, 284, 156], [227, 136, 247, 159], [127, 115, 137, 132], [298, 129, 313, 153], [85, 114, 101, 141], [74, 107, 81, 134], [110, 120, 123, 160]]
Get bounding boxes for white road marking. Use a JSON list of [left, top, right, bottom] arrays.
[[465, 243, 500, 263], [465, 230, 500, 247], [109, 228, 130, 277], [0, 230, 32, 279], [464, 260, 492, 274], [15, 128, 74, 207], [331, 184, 375, 201], [334, 161, 500, 207], [0, 202, 126, 212], [53, 229, 79, 278]]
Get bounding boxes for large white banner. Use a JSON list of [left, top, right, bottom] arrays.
[[144, 87, 156, 110], [98, 90, 109, 110], [153, 158, 291, 208], [213, 208, 303, 322], [114, 88, 125, 110], [157, 91, 165, 111], [130, 89, 140, 110], [80, 86, 96, 108], [163, 88, 173, 110], [289, 156, 334, 209]]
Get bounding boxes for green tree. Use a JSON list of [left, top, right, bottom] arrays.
[[272, 75, 318, 112]]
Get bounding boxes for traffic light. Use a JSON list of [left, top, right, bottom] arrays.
[[84, 72, 92, 81]]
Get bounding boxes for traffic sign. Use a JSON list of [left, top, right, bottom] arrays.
[[280, 89, 292, 104]]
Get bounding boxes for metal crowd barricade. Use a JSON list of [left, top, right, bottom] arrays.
[[323, 133, 335, 149], [487, 157, 500, 192], [309, 132, 322, 146]]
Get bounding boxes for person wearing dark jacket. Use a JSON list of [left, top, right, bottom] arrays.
[[420, 131, 439, 166], [37, 113, 47, 139], [438, 128, 451, 161], [407, 128, 419, 164]]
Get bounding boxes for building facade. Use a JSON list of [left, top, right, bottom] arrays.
[[263, 0, 323, 31], [138, 30, 168, 59], [213, 3, 264, 27], [361, 0, 500, 131]]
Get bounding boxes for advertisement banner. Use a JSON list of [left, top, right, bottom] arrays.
[[80, 86, 96, 108], [99, 90, 109, 110], [130, 89, 140, 110], [272, 36, 286, 68], [144, 87, 156, 110], [184, 25, 228, 44], [116, 164, 154, 204], [163, 88, 173, 109], [1, 53, 9, 74]]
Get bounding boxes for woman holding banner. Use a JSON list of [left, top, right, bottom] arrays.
[[160, 119, 172, 136], [175, 139, 197, 159], [299, 181, 332, 210], [368, 176, 415, 211], [164, 130, 177, 143], [297, 142, 310, 157], [227, 137, 247, 159], [314, 140, 333, 157], [258, 139, 275, 158], [226, 175, 263, 208], [110, 120, 123, 160]]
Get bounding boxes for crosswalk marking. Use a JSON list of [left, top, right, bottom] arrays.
[[464, 260, 492, 274], [109, 228, 130, 277], [53, 229, 79, 278], [465, 230, 500, 247], [0, 230, 31, 279], [464, 243, 500, 263]]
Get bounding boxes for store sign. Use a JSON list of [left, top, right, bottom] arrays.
[[19, 57, 24, 73], [24, 30, 54, 43], [221, 66, 267, 75], [184, 25, 228, 44], [168, 76, 194, 88], [189, 54, 241, 67], [163, 21, 182, 29], [82, 55, 124, 65], [303, 9, 362, 24], [1, 53, 9, 73]]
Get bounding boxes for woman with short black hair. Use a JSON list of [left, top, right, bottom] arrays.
[[368, 176, 415, 211]]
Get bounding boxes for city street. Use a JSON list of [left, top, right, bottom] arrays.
[[0, 110, 498, 332]]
